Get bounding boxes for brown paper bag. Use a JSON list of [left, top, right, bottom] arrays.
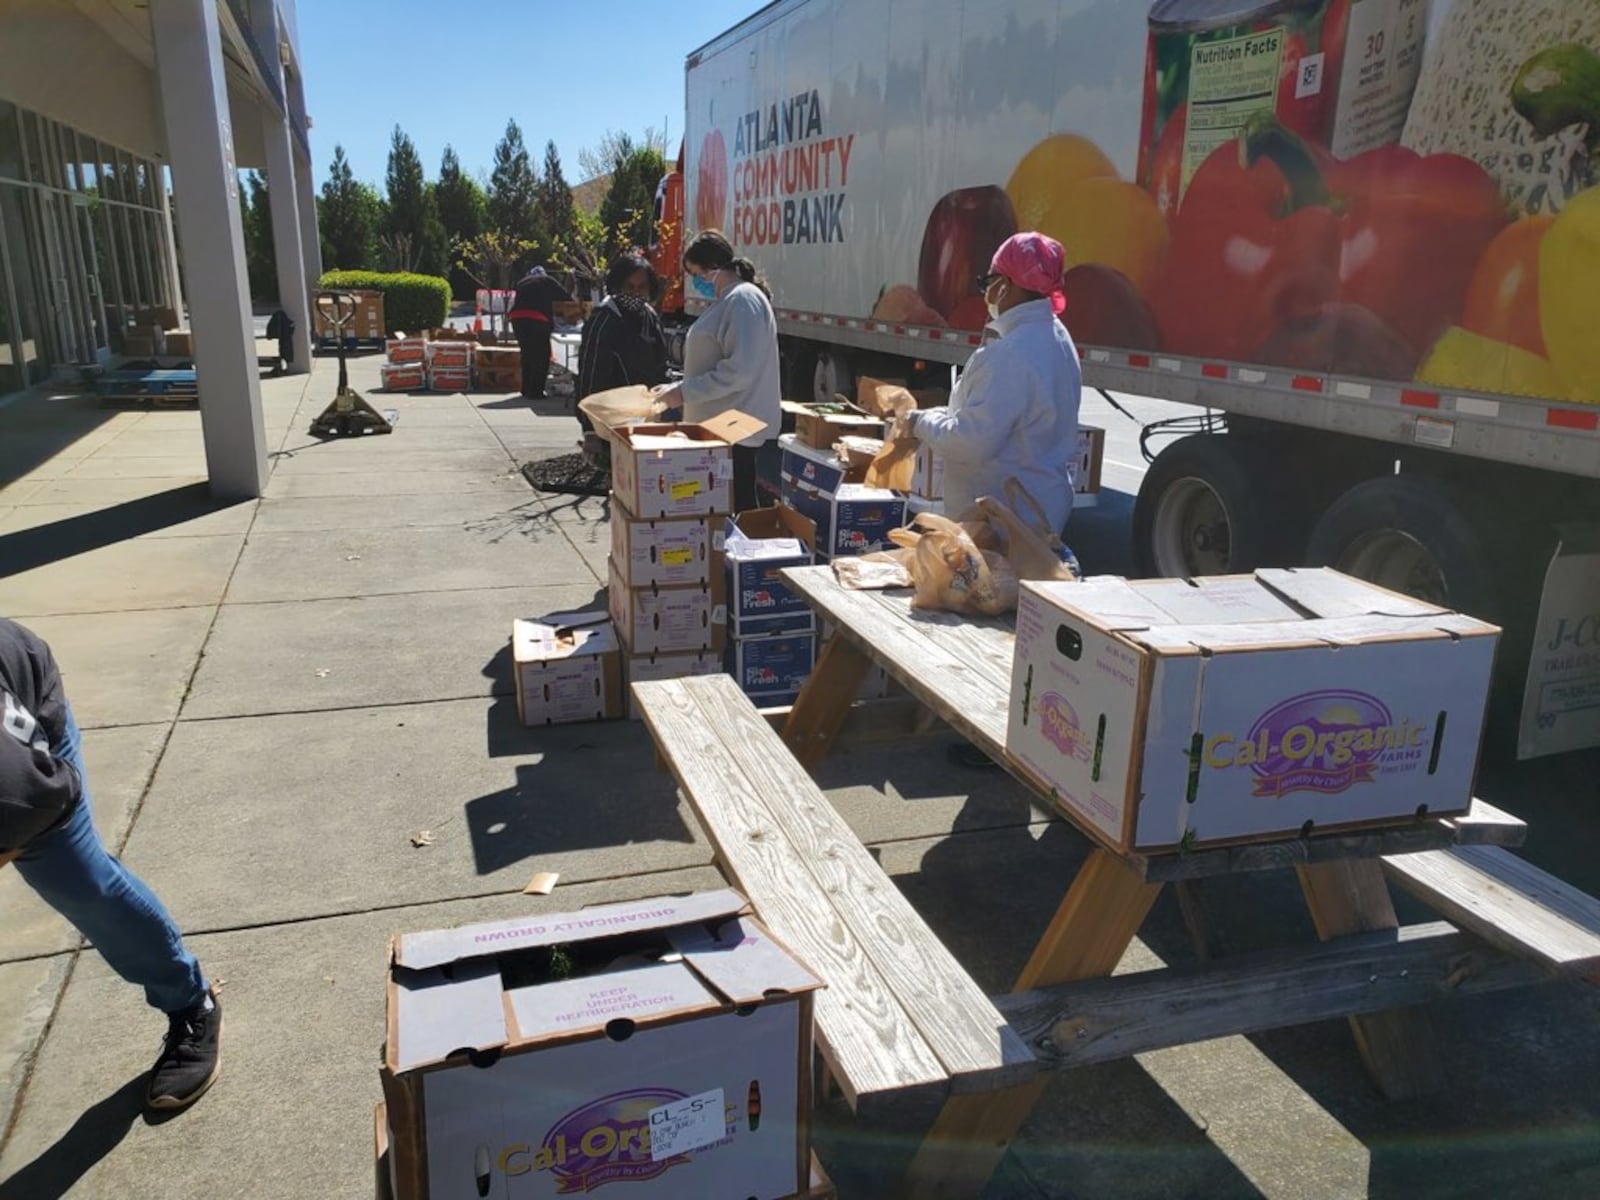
[[856, 376, 917, 420], [866, 437, 919, 490]]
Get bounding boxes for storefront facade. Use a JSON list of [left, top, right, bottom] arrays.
[[0, 100, 182, 395]]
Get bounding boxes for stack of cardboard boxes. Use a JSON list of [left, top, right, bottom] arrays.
[[510, 612, 624, 726], [423, 336, 474, 392], [380, 335, 426, 392], [120, 305, 184, 359], [607, 413, 763, 714], [778, 430, 907, 562], [314, 289, 386, 346], [724, 508, 819, 707]]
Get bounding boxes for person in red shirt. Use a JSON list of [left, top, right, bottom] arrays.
[[506, 265, 572, 399]]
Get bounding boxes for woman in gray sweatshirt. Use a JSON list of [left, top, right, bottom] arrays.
[[655, 231, 782, 512]]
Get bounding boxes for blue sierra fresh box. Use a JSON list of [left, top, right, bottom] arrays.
[[727, 632, 817, 702], [724, 506, 818, 636], [779, 476, 908, 561], [778, 434, 847, 495]]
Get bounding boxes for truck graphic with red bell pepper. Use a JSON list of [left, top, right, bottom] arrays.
[[663, 0, 1600, 758]]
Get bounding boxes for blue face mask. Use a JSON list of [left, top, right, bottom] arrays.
[[689, 272, 717, 300]]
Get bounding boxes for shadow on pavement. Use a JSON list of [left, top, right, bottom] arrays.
[[0, 1074, 146, 1200], [0, 483, 252, 577]]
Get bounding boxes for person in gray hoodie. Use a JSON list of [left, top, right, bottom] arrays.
[[653, 231, 782, 511], [1, 618, 221, 1111]]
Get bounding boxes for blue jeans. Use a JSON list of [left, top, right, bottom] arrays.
[[12, 706, 206, 1014]]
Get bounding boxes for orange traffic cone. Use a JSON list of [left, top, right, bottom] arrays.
[[473, 315, 483, 332]]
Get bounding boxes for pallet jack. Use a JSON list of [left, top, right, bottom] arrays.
[[309, 290, 395, 438]]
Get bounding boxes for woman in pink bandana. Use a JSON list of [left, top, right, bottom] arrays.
[[903, 231, 1083, 537]]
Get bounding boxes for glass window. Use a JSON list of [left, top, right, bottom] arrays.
[[58, 127, 79, 191], [79, 138, 98, 191], [100, 147, 120, 202], [0, 102, 20, 181], [135, 159, 153, 207], [21, 112, 44, 183]]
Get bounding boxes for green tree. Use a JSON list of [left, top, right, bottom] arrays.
[[598, 142, 667, 258], [318, 144, 380, 270], [435, 145, 487, 300], [382, 125, 446, 274], [240, 170, 277, 302], [487, 119, 541, 268], [536, 140, 577, 249]]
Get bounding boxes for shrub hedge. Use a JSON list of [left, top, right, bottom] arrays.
[[318, 270, 451, 333]]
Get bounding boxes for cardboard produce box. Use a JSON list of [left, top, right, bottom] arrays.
[[476, 345, 522, 367], [1006, 569, 1499, 853], [779, 435, 853, 495], [318, 290, 386, 339], [727, 631, 816, 707], [780, 400, 886, 451], [608, 559, 727, 655], [610, 412, 765, 520], [512, 613, 623, 726], [164, 329, 194, 357], [612, 514, 725, 591], [427, 365, 473, 393], [726, 507, 818, 636], [380, 363, 427, 392], [425, 340, 473, 369], [386, 337, 426, 364], [380, 889, 820, 1200], [477, 364, 522, 392], [624, 650, 723, 719], [781, 478, 907, 560]]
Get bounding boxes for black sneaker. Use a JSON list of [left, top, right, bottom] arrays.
[[146, 990, 222, 1111]]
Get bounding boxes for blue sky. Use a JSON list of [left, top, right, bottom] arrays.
[[297, 0, 759, 190]]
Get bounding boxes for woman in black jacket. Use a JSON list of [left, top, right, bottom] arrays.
[[576, 253, 671, 466]]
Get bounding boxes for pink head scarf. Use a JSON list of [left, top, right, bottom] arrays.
[[990, 231, 1068, 316]]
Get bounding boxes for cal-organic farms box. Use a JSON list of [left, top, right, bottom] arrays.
[[1005, 569, 1499, 852], [512, 614, 623, 726], [379, 889, 821, 1200], [610, 412, 766, 520], [726, 507, 818, 635], [781, 479, 907, 559], [612, 514, 725, 591], [608, 559, 727, 655], [624, 651, 723, 719]]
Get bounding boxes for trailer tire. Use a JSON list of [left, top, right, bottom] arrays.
[[1304, 475, 1502, 623], [1133, 436, 1304, 578]]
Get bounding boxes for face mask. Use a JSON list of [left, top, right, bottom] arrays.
[[690, 272, 717, 300], [986, 283, 1005, 321]]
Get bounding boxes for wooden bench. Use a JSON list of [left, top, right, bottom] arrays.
[[632, 673, 1038, 1115], [1384, 845, 1600, 979]]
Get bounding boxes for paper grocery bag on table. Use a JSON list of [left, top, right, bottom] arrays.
[[866, 437, 919, 491], [855, 376, 917, 420]]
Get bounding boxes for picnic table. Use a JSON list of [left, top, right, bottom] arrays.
[[759, 565, 1600, 1199]]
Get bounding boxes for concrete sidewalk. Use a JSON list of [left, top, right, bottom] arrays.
[[1, 355, 1598, 1200]]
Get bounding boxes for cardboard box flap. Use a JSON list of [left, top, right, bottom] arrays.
[[726, 534, 807, 564], [1255, 567, 1449, 619], [513, 614, 618, 664], [391, 958, 507, 1072], [1023, 578, 1174, 631], [698, 409, 769, 445], [667, 915, 824, 1005], [1130, 613, 1487, 654], [394, 889, 751, 971], [1133, 576, 1308, 626], [729, 505, 818, 552], [508, 961, 724, 1043]]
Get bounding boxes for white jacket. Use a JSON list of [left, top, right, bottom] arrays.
[[679, 282, 781, 446], [910, 299, 1082, 534]]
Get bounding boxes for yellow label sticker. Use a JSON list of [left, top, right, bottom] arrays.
[[661, 548, 693, 566], [670, 480, 702, 500]]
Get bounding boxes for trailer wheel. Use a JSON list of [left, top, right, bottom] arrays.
[[1133, 436, 1303, 577], [1304, 475, 1501, 621], [811, 348, 854, 406]]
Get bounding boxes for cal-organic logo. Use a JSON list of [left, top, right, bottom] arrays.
[[1205, 690, 1427, 798], [1039, 692, 1092, 762], [495, 1087, 692, 1193]]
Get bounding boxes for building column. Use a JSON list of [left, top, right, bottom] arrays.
[[149, 0, 268, 500], [294, 146, 322, 290], [261, 113, 312, 372]]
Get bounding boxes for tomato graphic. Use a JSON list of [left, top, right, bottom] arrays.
[[696, 129, 728, 232], [1149, 102, 1187, 221], [918, 186, 1017, 328]]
